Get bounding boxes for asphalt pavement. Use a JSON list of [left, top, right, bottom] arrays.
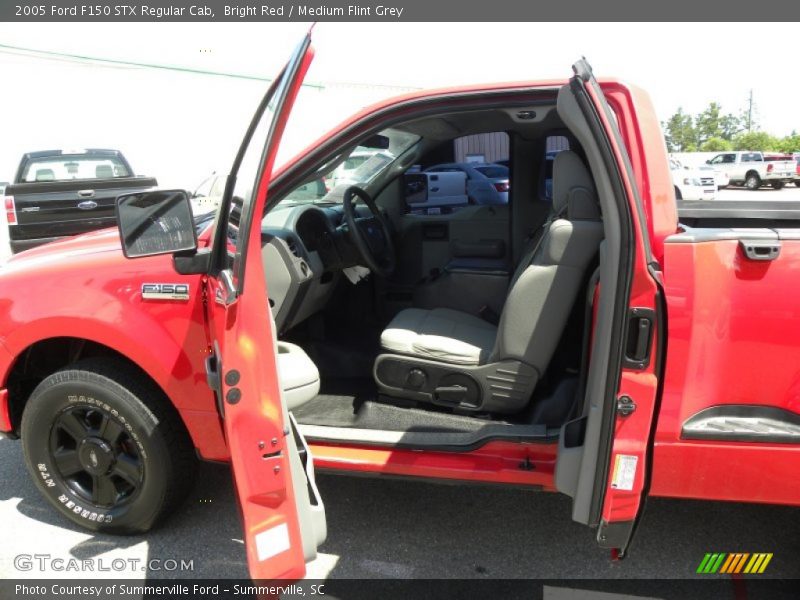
[[1, 437, 799, 583]]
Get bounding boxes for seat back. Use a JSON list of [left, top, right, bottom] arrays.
[[490, 151, 603, 376], [96, 164, 114, 178], [35, 168, 55, 182]]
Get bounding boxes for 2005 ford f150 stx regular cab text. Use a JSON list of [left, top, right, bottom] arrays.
[[4, 148, 157, 253], [1, 33, 799, 580]]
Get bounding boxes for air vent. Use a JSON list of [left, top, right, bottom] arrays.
[[286, 237, 302, 258]]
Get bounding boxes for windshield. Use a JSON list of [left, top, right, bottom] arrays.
[[276, 128, 420, 206]]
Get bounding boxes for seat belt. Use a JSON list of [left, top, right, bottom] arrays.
[[568, 265, 601, 421], [513, 203, 568, 285]]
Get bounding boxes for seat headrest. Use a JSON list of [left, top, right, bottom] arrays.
[[35, 168, 55, 182], [96, 164, 114, 178], [552, 151, 600, 220]]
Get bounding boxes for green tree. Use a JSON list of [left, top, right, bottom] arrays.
[[695, 102, 743, 144], [732, 131, 778, 151], [700, 137, 733, 152], [719, 113, 744, 140], [663, 108, 696, 152], [776, 132, 800, 153]]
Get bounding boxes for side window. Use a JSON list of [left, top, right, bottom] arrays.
[[741, 152, 762, 163], [709, 155, 724, 165], [543, 135, 571, 202], [721, 153, 736, 164], [404, 131, 510, 215]]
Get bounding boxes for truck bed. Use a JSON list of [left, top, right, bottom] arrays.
[[6, 176, 157, 253], [677, 199, 800, 228]]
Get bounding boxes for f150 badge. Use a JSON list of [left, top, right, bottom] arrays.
[[141, 283, 190, 301]]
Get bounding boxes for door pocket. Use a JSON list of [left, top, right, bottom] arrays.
[[451, 238, 505, 259]]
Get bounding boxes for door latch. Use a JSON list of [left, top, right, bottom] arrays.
[[739, 240, 781, 261], [616, 395, 636, 417], [622, 308, 655, 370]]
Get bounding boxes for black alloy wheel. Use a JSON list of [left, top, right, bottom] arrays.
[[49, 406, 144, 508]]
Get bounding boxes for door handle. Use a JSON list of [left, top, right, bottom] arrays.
[[78, 189, 95, 198], [214, 269, 239, 305], [623, 308, 655, 369], [430, 187, 440, 192], [740, 240, 780, 261]]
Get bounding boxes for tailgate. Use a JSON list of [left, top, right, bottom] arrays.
[[6, 177, 156, 241]]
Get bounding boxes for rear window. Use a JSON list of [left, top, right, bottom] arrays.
[[473, 165, 508, 179], [21, 154, 131, 182], [740, 152, 762, 163]]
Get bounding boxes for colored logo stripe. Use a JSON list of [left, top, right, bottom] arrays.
[[697, 553, 772, 574]]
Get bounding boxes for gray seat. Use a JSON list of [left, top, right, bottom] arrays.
[[35, 168, 55, 182], [96, 164, 114, 178], [375, 151, 603, 413], [381, 307, 496, 366]]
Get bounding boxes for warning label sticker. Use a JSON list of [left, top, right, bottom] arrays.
[[610, 454, 638, 491]]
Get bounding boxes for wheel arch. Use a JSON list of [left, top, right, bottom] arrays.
[[5, 336, 168, 433], [1, 329, 221, 458]]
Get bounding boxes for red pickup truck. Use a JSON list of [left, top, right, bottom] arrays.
[[1, 34, 799, 581]]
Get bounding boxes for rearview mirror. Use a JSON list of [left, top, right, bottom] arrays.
[[361, 134, 391, 150], [116, 189, 197, 258]]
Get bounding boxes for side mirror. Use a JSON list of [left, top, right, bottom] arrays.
[[116, 189, 197, 258], [403, 173, 428, 207], [705, 159, 712, 164]]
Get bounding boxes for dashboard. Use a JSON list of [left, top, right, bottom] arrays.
[[260, 203, 373, 334]]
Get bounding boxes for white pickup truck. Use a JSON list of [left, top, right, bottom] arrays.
[[403, 170, 468, 212], [706, 151, 796, 190], [669, 158, 716, 200]]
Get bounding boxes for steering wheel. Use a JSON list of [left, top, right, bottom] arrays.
[[342, 186, 396, 277]]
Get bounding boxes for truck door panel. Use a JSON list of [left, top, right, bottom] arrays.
[[204, 33, 326, 581], [653, 229, 800, 505]]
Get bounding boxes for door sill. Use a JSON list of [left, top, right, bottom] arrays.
[[297, 422, 557, 452]]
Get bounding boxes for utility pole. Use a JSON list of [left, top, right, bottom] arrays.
[[747, 89, 754, 132]]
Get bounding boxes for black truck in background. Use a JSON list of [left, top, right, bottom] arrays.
[[4, 149, 157, 253]]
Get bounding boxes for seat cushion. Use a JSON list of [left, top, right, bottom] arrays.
[[381, 308, 496, 366]]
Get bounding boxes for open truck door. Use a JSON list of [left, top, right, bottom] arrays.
[[554, 59, 663, 557], [203, 33, 325, 580]]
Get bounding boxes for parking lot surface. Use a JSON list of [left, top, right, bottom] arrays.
[[1, 438, 799, 582], [715, 185, 800, 201]]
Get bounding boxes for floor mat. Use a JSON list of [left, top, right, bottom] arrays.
[[292, 379, 511, 434]]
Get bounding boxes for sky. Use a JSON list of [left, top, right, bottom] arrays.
[[1, 22, 797, 187]]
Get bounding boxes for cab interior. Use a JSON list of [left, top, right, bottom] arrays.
[[261, 92, 610, 448]]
